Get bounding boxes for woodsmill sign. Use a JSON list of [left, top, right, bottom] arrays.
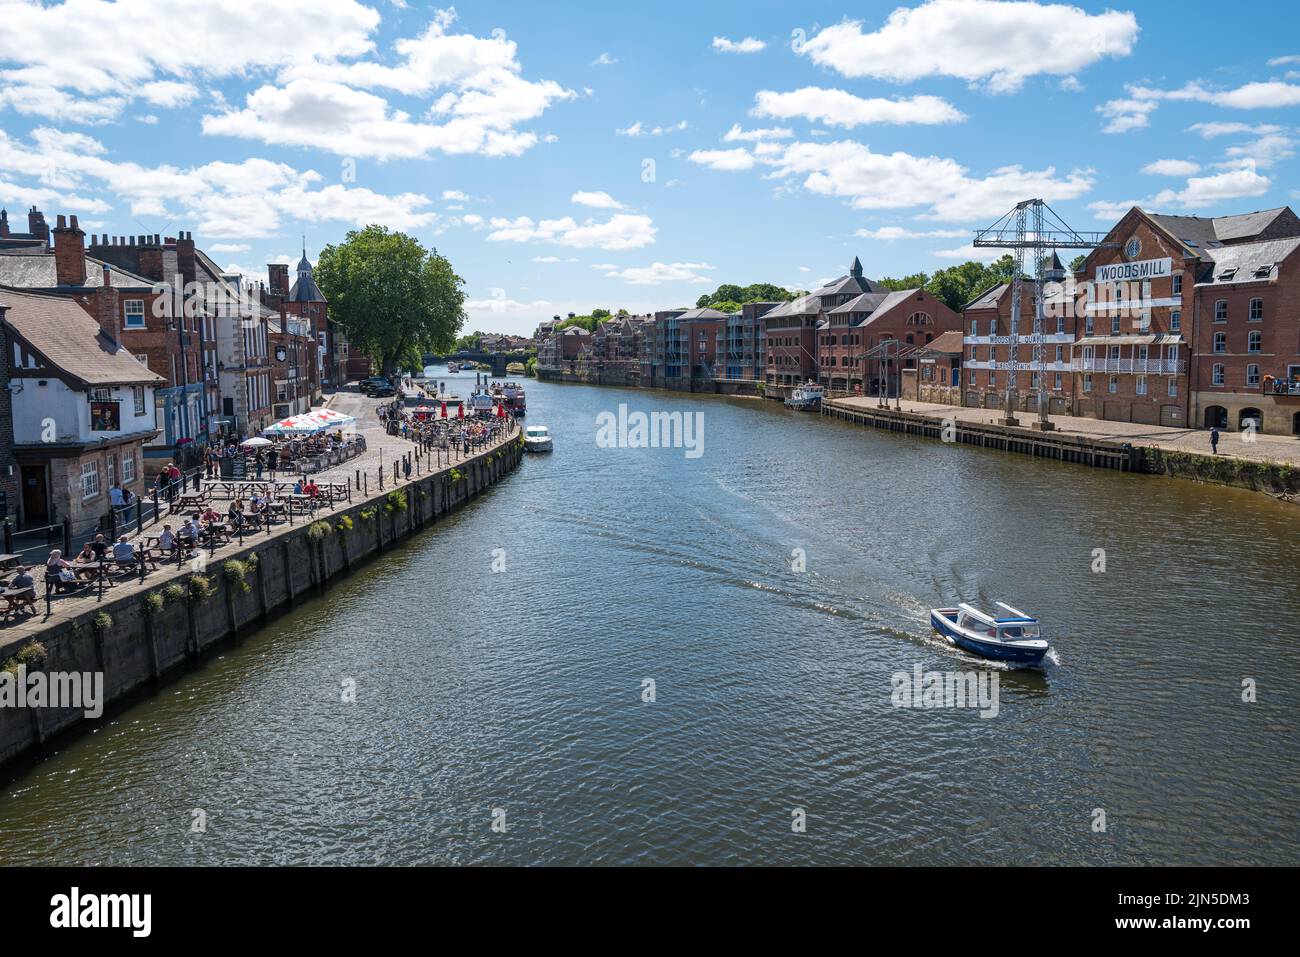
[[1095, 258, 1173, 283]]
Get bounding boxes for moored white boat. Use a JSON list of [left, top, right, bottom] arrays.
[[784, 381, 825, 410], [929, 602, 1050, 664], [447, 362, 460, 373], [523, 424, 553, 452]]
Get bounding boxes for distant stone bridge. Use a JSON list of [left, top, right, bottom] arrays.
[[423, 350, 531, 376]]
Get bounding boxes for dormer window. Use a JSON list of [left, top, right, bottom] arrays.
[[1254, 265, 1272, 279], [1218, 268, 1237, 282]]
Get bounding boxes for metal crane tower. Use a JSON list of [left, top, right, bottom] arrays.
[[972, 199, 1115, 429]]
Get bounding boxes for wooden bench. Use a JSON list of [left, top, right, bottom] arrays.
[[2, 588, 37, 619]]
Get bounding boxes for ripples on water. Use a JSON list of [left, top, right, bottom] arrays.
[[2, 374, 1298, 865]]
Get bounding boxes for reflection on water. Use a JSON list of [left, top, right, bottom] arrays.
[[2, 371, 1298, 865]]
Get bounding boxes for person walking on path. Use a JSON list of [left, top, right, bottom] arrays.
[[1210, 426, 1221, 455]]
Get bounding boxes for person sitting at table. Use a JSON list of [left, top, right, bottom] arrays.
[[201, 505, 222, 525], [228, 500, 245, 529], [9, 566, 36, 599], [112, 535, 136, 565], [304, 479, 319, 499], [158, 524, 177, 554], [46, 549, 79, 590], [90, 533, 109, 561], [292, 479, 304, 496], [177, 519, 197, 551]]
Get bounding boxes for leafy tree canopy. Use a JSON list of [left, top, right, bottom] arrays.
[[314, 225, 466, 377], [695, 282, 800, 309]]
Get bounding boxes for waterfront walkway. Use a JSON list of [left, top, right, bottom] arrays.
[[0, 389, 516, 647], [831, 396, 1300, 467]]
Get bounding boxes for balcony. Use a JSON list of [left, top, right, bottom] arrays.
[[1072, 358, 1186, 374]]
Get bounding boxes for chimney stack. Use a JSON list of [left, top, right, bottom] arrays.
[[27, 206, 49, 243], [51, 212, 87, 286], [92, 264, 120, 344]]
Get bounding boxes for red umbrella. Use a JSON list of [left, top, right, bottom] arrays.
[[457, 403, 464, 419], [495, 404, 506, 418], [440, 403, 448, 418]]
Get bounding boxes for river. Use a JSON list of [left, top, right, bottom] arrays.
[[2, 370, 1298, 865]]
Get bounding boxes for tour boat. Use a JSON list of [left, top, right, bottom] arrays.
[[501, 381, 526, 415], [447, 362, 460, 373], [929, 602, 1050, 664], [522, 424, 553, 452], [784, 382, 825, 410]]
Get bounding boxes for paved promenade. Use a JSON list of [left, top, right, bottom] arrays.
[[0, 388, 509, 647], [831, 396, 1300, 467]]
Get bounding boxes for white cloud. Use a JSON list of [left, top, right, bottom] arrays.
[[712, 36, 766, 54], [1086, 199, 1142, 221], [722, 124, 793, 142], [195, 9, 573, 160], [0, 126, 440, 238], [757, 139, 1093, 220], [442, 189, 469, 201], [570, 190, 624, 210], [798, 1, 1138, 93], [1187, 121, 1283, 138], [752, 88, 965, 127], [687, 148, 755, 171], [1154, 164, 1271, 207], [931, 243, 1003, 262], [0, 0, 381, 122], [616, 119, 688, 136], [592, 53, 618, 66], [532, 255, 577, 263], [1118, 79, 1300, 130], [1221, 134, 1295, 169], [1097, 96, 1158, 134], [856, 226, 968, 240], [1267, 55, 1300, 66], [466, 288, 553, 314], [486, 212, 656, 250], [598, 261, 716, 285], [1141, 159, 1200, 176], [210, 242, 252, 253]]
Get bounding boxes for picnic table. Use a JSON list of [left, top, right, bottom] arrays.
[[172, 491, 208, 514], [0, 553, 21, 572], [2, 586, 37, 619]]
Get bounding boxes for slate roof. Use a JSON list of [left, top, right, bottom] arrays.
[[0, 286, 164, 387], [289, 273, 327, 303], [675, 307, 728, 321], [762, 294, 823, 319], [1145, 207, 1300, 253], [923, 331, 965, 354], [963, 283, 1009, 311], [1199, 236, 1300, 284], [0, 252, 154, 289]]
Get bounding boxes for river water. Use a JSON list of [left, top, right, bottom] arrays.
[[2, 370, 1298, 865]]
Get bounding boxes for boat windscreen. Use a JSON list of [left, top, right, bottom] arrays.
[[999, 624, 1041, 639]]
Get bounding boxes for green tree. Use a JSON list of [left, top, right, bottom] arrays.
[[878, 272, 930, 291], [1070, 254, 1088, 273], [315, 225, 466, 378]]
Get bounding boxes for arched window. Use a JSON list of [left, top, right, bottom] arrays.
[[907, 311, 932, 326], [1214, 300, 1228, 321]]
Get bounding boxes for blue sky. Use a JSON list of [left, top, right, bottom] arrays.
[[1, 0, 1298, 335]]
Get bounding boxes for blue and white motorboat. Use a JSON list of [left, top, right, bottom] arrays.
[[929, 602, 1050, 664]]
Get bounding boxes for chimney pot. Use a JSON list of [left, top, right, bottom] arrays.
[[70, 215, 79, 229], [56, 214, 67, 229]]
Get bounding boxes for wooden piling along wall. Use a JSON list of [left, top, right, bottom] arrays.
[[0, 437, 525, 771]]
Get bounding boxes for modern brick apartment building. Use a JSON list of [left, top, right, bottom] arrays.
[[765, 258, 887, 388], [819, 287, 960, 395]]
